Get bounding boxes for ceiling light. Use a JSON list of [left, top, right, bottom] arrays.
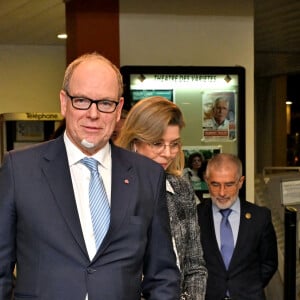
[[57, 33, 68, 39]]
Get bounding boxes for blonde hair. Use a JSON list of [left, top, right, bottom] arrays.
[[62, 52, 123, 98], [116, 96, 185, 176]]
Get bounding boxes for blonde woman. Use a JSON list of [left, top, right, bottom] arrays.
[[116, 96, 207, 300]]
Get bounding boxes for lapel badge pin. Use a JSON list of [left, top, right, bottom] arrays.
[[245, 212, 251, 219], [124, 179, 129, 184]]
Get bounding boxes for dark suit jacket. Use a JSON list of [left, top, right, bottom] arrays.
[[197, 199, 278, 300], [0, 136, 180, 300]]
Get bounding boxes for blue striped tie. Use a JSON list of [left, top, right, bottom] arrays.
[[81, 157, 110, 249], [220, 208, 234, 269]]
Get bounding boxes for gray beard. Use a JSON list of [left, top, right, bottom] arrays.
[[81, 139, 95, 149]]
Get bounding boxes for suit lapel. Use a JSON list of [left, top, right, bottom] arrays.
[[41, 137, 88, 257], [110, 146, 135, 233], [229, 200, 251, 269], [204, 203, 226, 268]]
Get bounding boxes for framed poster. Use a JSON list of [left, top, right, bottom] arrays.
[[182, 145, 222, 192], [120, 65, 246, 194], [202, 91, 236, 141]]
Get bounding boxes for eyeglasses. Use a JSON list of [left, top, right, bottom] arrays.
[[65, 91, 119, 113], [208, 178, 241, 191], [148, 140, 181, 154]]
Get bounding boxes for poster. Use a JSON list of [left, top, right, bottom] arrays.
[[202, 91, 236, 141]]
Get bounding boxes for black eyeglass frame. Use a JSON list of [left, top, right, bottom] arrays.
[[65, 90, 119, 113]]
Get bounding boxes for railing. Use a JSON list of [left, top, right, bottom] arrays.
[[263, 166, 300, 179], [255, 169, 300, 300]]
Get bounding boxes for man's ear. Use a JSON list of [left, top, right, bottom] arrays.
[[60, 90, 68, 117], [204, 175, 209, 184], [116, 97, 124, 122], [238, 176, 245, 189]]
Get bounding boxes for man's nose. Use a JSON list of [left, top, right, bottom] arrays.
[[87, 102, 99, 117], [219, 185, 226, 196]]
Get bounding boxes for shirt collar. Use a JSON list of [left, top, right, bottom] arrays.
[[166, 179, 175, 194], [64, 132, 111, 168], [213, 117, 227, 127], [212, 197, 241, 214]]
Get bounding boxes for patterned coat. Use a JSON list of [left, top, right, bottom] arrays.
[[166, 174, 207, 300]]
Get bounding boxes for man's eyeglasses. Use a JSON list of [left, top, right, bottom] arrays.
[[65, 91, 119, 113], [148, 140, 181, 154], [208, 178, 241, 191]]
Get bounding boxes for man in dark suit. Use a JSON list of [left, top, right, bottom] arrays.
[[197, 153, 278, 300], [0, 52, 180, 300]]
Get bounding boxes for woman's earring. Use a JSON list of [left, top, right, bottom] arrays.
[[133, 143, 137, 153]]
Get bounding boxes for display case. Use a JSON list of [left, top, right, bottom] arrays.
[[121, 65, 246, 197]]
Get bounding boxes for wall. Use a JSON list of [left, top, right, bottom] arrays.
[[0, 45, 65, 113], [119, 0, 255, 201]]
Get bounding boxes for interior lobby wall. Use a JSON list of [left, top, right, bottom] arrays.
[[0, 45, 65, 113]]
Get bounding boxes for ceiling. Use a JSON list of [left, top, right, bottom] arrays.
[[0, 0, 65, 46], [0, 0, 299, 75], [254, 0, 300, 76], [254, 0, 300, 54]]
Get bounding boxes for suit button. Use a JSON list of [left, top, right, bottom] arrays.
[[87, 268, 96, 274]]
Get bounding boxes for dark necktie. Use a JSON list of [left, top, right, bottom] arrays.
[[81, 157, 110, 249], [220, 208, 234, 269]]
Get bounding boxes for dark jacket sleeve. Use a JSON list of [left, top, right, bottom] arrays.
[[0, 153, 17, 300]]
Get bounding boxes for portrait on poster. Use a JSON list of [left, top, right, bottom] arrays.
[[202, 91, 236, 141]]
